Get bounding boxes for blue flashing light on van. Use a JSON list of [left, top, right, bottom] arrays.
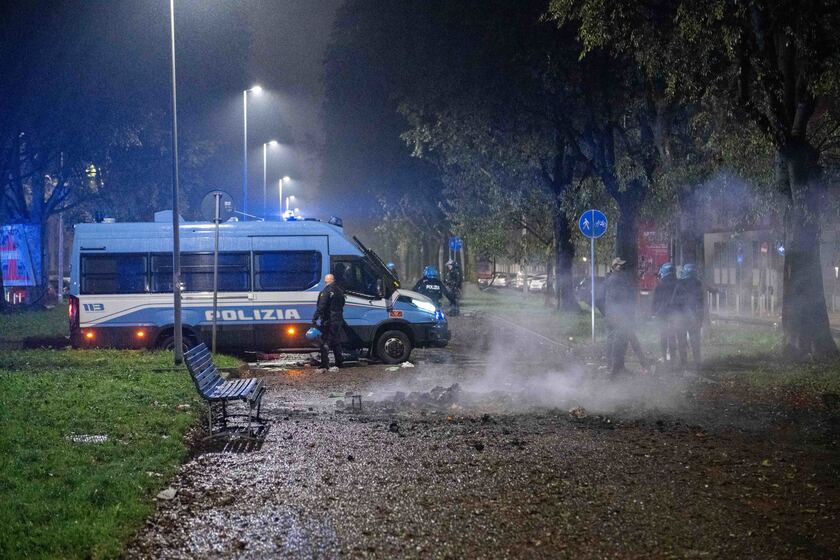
[[68, 212, 449, 363]]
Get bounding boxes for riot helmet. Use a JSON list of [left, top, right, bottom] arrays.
[[423, 265, 440, 279]]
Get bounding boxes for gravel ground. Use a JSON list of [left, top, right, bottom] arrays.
[[126, 312, 840, 559]]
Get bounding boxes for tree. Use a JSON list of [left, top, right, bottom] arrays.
[[551, 0, 840, 358]]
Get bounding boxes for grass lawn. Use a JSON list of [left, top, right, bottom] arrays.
[[0, 306, 241, 558], [0, 304, 69, 343], [465, 285, 840, 399]]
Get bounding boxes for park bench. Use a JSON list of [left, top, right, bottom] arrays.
[[183, 343, 266, 438]]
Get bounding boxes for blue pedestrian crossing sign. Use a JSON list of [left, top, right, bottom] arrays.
[[578, 209, 608, 239]]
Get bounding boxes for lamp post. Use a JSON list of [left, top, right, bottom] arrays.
[[278, 175, 290, 215], [168, 0, 183, 364], [286, 195, 295, 212], [262, 140, 278, 218], [242, 85, 262, 220]]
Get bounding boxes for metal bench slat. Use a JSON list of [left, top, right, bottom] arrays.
[[184, 343, 205, 358], [200, 378, 224, 398], [187, 352, 212, 374], [194, 363, 220, 383]]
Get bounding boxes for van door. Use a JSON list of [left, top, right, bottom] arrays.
[[330, 256, 389, 347], [251, 235, 329, 350]]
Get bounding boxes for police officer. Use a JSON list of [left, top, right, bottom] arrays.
[[386, 262, 399, 281], [413, 265, 449, 307], [444, 259, 462, 316], [312, 273, 346, 373], [603, 258, 635, 375], [651, 262, 680, 368], [675, 263, 704, 370], [596, 271, 650, 372]]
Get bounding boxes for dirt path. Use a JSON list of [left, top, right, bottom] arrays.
[[126, 313, 840, 559]]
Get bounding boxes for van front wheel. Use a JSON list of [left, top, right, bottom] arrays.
[[375, 330, 412, 364]]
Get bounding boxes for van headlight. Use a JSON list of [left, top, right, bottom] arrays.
[[412, 299, 437, 314]]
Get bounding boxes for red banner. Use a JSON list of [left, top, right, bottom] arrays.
[[637, 223, 670, 292]]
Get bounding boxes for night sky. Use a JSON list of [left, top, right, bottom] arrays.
[[0, 0, 343, 218]]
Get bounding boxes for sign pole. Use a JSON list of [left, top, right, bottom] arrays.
[[579, 209, 606, 347], [590, 209, 596, 345], [57, 214, 64, 303], [211, 193, 221, 354]]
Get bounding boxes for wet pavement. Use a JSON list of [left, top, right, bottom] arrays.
[[126, 312, 840, 559]]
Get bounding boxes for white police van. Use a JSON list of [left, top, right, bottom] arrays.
[[68, 212, 449, 363]]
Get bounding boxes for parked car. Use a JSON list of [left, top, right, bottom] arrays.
[[491, 273, 509, 288], [512, 272, 534, 290], [478, 272, 511, 289], [528, 274, 548, 292]]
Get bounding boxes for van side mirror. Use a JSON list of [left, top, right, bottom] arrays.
[[376, 278, 384, 298]]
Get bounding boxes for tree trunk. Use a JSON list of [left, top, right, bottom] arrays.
[[553, 205, 580, 311], [614, 187, 644, 283], [545, 243, 554, 307], [780, 141, 838, 359], [0, 238, 6, 312], [677, 186, 704, 266]]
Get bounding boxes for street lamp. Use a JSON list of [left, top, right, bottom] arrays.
[[242, 85, 262, 220], [262, 140, 278, 218], [168, 0, 183, 364], [286, 194, 295, 212], [278, 175, 290, 215]]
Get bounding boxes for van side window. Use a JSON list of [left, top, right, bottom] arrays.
[[81, 254, 147, 294], [332, 258, 379, 297], [255, 251, 321, 291], [151, 253, 250, 292]]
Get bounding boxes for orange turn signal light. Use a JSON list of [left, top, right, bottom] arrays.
[[84, 331, 95, 340], [286, 326, 296, 336], [136, 330, 146, 338]]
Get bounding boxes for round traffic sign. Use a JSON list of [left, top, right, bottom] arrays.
[[578, 209, 608, 239]]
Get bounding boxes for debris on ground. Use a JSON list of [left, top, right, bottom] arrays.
[[400, 361, 415, 368], [66, 434, 108, 444], [569, 406, 588, 419], [382, 384, 464, 410], [156, 487, 177, 500]]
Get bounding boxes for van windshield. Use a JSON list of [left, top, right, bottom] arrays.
[[331, 258, 380, 297]]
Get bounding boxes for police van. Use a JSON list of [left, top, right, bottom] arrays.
[[69, 212, 449, 363]]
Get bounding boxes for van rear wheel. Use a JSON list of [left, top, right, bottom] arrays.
[[157, 333, 196, 353], [375, 330, 412, 364]]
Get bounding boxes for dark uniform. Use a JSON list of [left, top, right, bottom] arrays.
[[651, 272, 680, 364], [603, 267, 637, 374], [413, 276, 448, 307], [444, 262, 463, 316], [313, 281, 346, 369], [675, 274, 704, 369]]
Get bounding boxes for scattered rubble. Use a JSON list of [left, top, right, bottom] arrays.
[[66, 434, 108, 444], [156, 487, 177, 500], [569, 406, 588, 419]]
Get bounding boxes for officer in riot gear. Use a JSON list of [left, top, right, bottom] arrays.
[[597, 263, 649, 374], [444, 259, 463, 316], [603, 258, 636, 375], [675, 263, 704, 370], [413, 265, 450, 307], [386, 261, 399, 281], [312, 273, 346, 372], [651, 262, 680, 369]]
